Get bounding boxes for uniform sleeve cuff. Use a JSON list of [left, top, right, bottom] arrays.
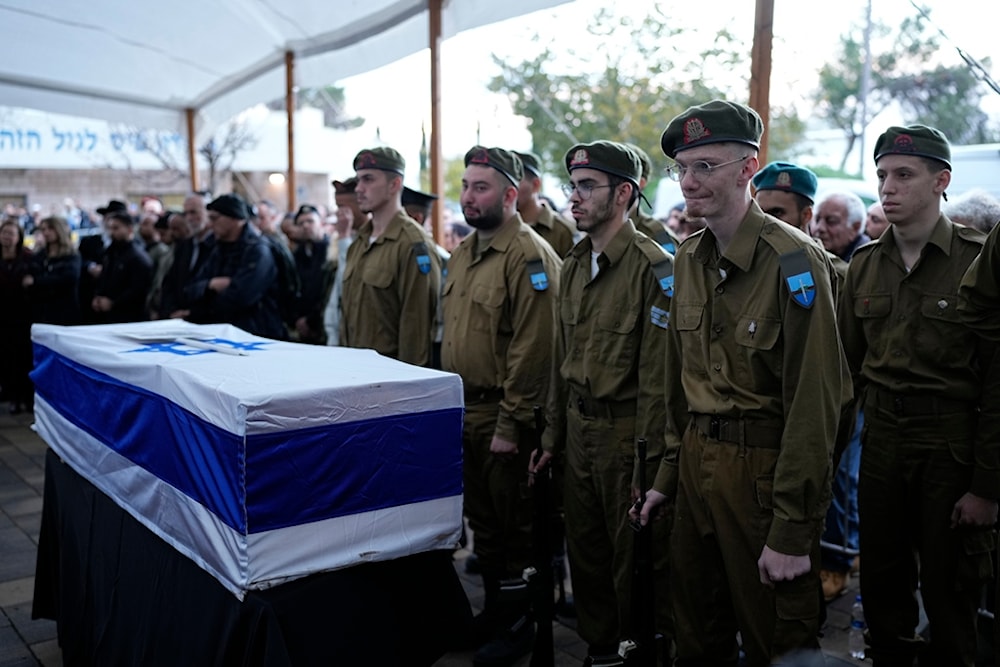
[[766, 517, 821, 556], [652, 461, 678, 499]]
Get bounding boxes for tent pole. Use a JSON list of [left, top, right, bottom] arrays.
[[185, 108, 199, 193], [285, 51, 297, 211], [428, 0, 444, 245], [749, 0, 774, 166]]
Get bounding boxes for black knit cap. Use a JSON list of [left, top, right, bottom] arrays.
[[464, 146, 524, 186], [873, 125, 951, 169], [565, 140, 642, 187], [353, 147, 406, 176], [206, 193, 249, 221], [660, 99, 763, 158], [514, 150, 542, 178]]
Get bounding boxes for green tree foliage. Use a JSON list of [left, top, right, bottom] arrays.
[[487, 5, 805, 186], [813, 13, 997, 170]]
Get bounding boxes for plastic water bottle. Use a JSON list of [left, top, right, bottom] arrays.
[[848, 594, 866, 659]]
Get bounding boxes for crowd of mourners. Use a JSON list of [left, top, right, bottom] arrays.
[[3, 98, 1000, 667]]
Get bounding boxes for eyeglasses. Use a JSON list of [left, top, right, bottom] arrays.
[[560, 182, 615, 200], [664, 155, 750, 182]]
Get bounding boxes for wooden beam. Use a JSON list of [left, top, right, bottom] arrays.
[[285, 51, 297, 211], [428, 0, 444, 246], [749, 0, 774, 166], [185, 108, 199, 193]]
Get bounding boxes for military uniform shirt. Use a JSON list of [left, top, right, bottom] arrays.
[[340, 210, 440, 367], [548, 219, 671, 458], [844, 216, 1000, 497], [632, 210, 681, 256], [654, 202, 850, 555], [442, 214, 561, 441], [527, 203, 575, 258]]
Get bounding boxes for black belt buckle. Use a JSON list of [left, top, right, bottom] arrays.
[[892, 396, 905, 414], [709, 416, 725, 440]]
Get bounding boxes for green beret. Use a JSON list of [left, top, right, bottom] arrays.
[[514, 150, 542, 178], [464, 145, 523, 186], [353, 147, 405, 175], [625, 143, 652, 181], [873, 125, 951, 169], [751, 161, 819, 202], [564, 140, 641, 186], [660, 99, 763, 157]]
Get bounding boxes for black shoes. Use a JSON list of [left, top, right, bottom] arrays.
[[472, 615, 535, 667]]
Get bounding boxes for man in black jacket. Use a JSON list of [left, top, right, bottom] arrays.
[[183, 194, 284, 339], [91, 210, 152, 323]]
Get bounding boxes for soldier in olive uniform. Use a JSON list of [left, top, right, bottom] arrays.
[[533, 141, 673, 663], [442, 146, 562, 665], [340, 147, 440, 367], [514, 150, 575, 258], [626, 142, 681, 256], [754, 162, 858, 603], [841, 125, 999, 667], [637, 100, 850, 666]]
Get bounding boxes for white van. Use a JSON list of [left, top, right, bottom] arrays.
[[949, 143, 1000, 200]]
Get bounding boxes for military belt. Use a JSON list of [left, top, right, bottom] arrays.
[[464, 388, 505, 404], [867, 387, 975, 417], [691, 414, 782, 449], [570, 390, 636, 419]]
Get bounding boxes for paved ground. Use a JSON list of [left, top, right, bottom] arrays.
[[0, 406, 868, 666]]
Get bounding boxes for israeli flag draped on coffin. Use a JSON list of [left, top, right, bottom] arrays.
[[30, 320, 464, 600]]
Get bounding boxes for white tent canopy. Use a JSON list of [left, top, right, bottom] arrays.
[[0, 0, 566, 143]]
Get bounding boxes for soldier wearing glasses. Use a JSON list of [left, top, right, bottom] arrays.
[[635, 100, 850, 666], [533, 141, 673, 663]]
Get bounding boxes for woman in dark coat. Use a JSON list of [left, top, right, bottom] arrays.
[[0, 219, 34, 413], [24, 216, 81, 326]]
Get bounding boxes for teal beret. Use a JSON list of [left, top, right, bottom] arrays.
[[625, 143, 652, 181], [353, 147, 406, 175], [873, 125, 951, 169], [514, 150, 542, 178], [751, 161, 819, 202], [465, 146, 523, 185], [565, 140, 641, 186], [660, 99, 763, 157]]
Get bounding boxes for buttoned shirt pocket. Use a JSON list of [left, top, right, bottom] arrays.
[[675, 303, 706, 375], [734, 315, 782, 386], [362, 265, 394, 290], [854, 292, 891, 357], [471, 283, 504, 333], [916, 292, 964, 365], [597, 305, 639, 368]]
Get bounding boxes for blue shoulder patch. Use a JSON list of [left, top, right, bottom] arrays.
[[526, 258, 548, 291], [779, 249, 816, 309], [413, 242, 431, 275]]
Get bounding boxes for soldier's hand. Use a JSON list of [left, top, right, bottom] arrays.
[[489, 434, 518, 460], [757, 545, 810, 587], [630, 488, 667, 528], [951, 492, 999, 528], [528, 449, 551, 475]]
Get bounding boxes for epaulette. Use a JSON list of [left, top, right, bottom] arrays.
[[956, 225, 987, 245], [635, 234, 674, 298]]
